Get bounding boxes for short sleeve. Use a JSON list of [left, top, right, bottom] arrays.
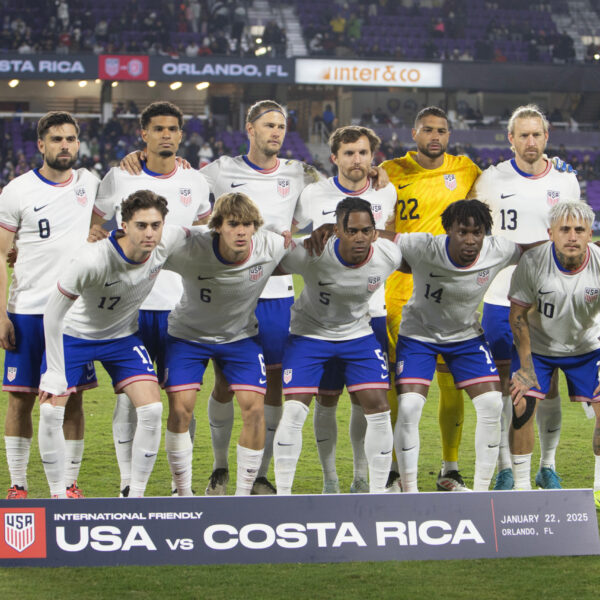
[[508, 256, 535, 307], [0, 182, 22, 232], [278, 241, 309, 275], [397, 232, 431, 269], [94, 168, 119, 220]]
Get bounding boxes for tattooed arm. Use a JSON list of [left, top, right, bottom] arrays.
[[508, 301, 540, 405]]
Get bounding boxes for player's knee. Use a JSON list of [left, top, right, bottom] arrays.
[[397, 392, 426, 423], [472, 391, 502, 423], [7, 392, 36, 417], [136, 402, 162, 431], [512, 396, 536, 430], [240, 400, 264, 427]]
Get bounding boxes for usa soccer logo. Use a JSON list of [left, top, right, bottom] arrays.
[[371, 204, 382, 222], [180, 188, 192, 207], [6, 367, 16, 382], [4, 513, 35, 553], [277, 178, 290, 197], [444, 174, 457, 191], [74, 187, 88, 206], [104, 57, 120, 78], [585, 287, 599, 303], [396, 361, 404, 376], [367, 275, 382, 292], [477, 269, 490, 286], [547, 190, 560, 206], [249, 266, 263, 281], [283, 369, 293, 384], [149, 265, 162, 280]]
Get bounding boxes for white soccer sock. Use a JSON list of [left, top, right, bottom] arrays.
[[497, 394, 513, 472], [236, 444, 264, 495], [365, 410, 393, 493], [394, 392, 425, 493], [273, 400, 309, 495], [166, 429, 193, 496], [64, 439, 84, 487], [512, 453, 532, 490], [208, 394, 234, 470], [129, 403, 162, 498], [112, 392, 137, 488], [472, 391, 502, 491], [257, 404, 282, 479], [38, 403, 67, 498], [594, 455, 600, 492], [537, 394, 561, 470], [442, 461, 458, 475], [5, 436, 32, 489], [349, 402, 368, 480], [314, 402, 338, 483]]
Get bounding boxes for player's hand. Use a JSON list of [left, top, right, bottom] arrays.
[[38, 390, 57, 406], [510, 367, 539, 404], [7, 246, 17, 268], [594, 382, 600, 396], [0, 316, 16, 350], [280, 230, 292, 249], [176, 156, 191, 169], [304, 223, 334, 256], [39, 371, 68, 401], [550, 156, 577, 175], [87, 224, 109, 243], [120, 150, 145, 175], [370, 165, 390, 190]]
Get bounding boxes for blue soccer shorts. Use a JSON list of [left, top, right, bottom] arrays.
[[481, 303, 513, 363], [138, 309, 170, 382], [255, 297, 293, 368]]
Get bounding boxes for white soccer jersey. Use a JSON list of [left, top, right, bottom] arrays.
[[165, 227, 288, 344], [293, 176, 396, 318], [279, 237, 402, 341], [57, 225, 189, 340], [94, 163, 211, 311], [201, 155, 321, 298], [470, 158, 580, 306], [399, 233, 521, 344], [0, 168, 99, 314], [509, 242, 600, 356]]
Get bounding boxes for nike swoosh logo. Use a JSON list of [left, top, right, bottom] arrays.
[[488, 443, 499, 448], [456, 421, 464, 427], [402, 446, 416, 452], [547, 427, 560, 433], [322, 210, 336, 215], [318, 281, 334, 286], [513, 459, 527, 465], [266, 427, 276, 432], [429, 273, 444, 278], [398, 184, 411, 189], [71, 460, 81, 464], [34, 204, 48, 212], [86, 373, 95, 380], [500, 193, 515, 199], [42, 460, 56, 464], [277, 442, 293, 446], [210, 423, 224, 428], [380, 449, 392, 455], [118, 439, 133, 444], [231, 182, 246, 188], [104, 281, 119, 287], [197, 276, 212, 280], [144, 453, 157, 458], [259, 378, 267, 384], [380, 373, 389, 379], [316, 438, 329, 443], [538, 289, 553, 295]]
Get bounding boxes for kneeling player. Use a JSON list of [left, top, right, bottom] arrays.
[[509, 201, 600, 503], [274, 197, 402, 494], [39, 190, 189, 497], [162, 192, 289, 496]]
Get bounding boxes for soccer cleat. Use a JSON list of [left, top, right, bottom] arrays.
[[493, 468, 514, 490], [436, 470, 471, 492], [322, 478, 340, 494], [594, 490, 600, 510], [205, 468, 229, 495], [251, 476, 277, 495], [350, 477, 369, 493], [6, 485, 27, 499], [120, 485, 130, 498], [66, 481, 85, 498], [385, 470, 402, 493], [535, 467, 562, 489]]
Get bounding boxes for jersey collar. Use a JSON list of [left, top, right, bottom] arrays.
[[33, 168, 74, 187], [242, 154, 280, 174], [212, 234, 253, 265], [551, 242, 589, 274], [108, 230, 150, 265], [333, 237, 373, 268], [332, 176, 371, 196], [509, 158, 551, 180], [445, 236, 480, 269], [141, 160, 178, 179]]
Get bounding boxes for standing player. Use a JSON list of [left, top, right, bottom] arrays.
[[274, 198, 400, 494], [508, 202, 600, 501], [161, 192, 289, 496], [470, 104, 580, 490], [38, 190, 189, 498], [381, 107, 481, 492], [91, 101, 211, 497], [0, 111, 99, 499], [293, 125, 396, 493]]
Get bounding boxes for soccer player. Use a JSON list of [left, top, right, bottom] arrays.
[[381, 107, 481, 492], [38, 190, 189, 498], [392, 199, 541, 492], [0, 111, 99, 499], [161, 192, 289, 496], [91, 101, 211, 497], [508, 202, 600, 502], [470, 104, 580, 490], [273, 198, 400, 494], [293, 125, 396, 493]]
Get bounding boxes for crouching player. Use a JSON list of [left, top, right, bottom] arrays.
[[161, 192, 289, 496], [393, 200, 537, 492], [273, 197, 401, 494], [39, 190, 189, 497], [509, 201, 600, 504]]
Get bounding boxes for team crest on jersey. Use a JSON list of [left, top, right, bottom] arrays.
[[547, 190, 560, 206], [283, 368, 293, 384], [149, 265, 162, 280], [444, 174, 457, 191], [367, 275, 382, 292], [371, 204, 382, 222], [476, 269, 490, 286], [585, 287, 599, 303], [180, 187, 192, 207], [396, 361, 404, 376], [4, 512, 35, 553], [249, 265, 264, 281], [6, 367, 16, 382], [277, 178, 290, 197], [74, 187, 88, 206]]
